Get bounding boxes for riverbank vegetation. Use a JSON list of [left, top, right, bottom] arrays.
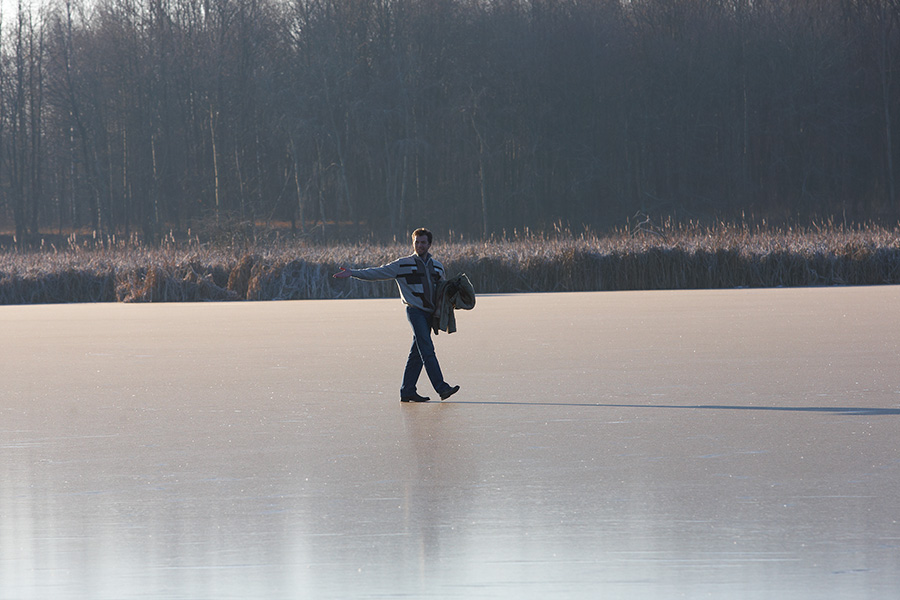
[[1, 220, 897, 304]]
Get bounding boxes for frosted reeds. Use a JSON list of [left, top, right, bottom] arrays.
[[0, 221, 898, 304]]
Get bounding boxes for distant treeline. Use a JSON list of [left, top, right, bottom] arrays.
[[1, 0, 900, 244], [1, 221, 898, 304]]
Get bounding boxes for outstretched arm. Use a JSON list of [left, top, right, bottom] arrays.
[[336, 259, 403, 281]]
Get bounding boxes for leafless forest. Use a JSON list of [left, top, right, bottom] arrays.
[[1, 0, 899, 246]]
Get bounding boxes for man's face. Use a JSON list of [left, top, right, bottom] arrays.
[[413, 235, 431, 257]]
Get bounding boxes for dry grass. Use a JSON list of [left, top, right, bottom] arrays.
[[1, 220, 898, 304]]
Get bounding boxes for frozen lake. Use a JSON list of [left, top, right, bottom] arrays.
[[2, 287, 899, 599]]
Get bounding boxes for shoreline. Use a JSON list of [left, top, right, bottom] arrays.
[[1, 226, 899, 304]]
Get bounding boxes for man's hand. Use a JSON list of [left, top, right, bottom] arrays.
[[333, 267, 352, 279]]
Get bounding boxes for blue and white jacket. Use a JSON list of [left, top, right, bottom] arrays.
[[350, 253, 445, 312]]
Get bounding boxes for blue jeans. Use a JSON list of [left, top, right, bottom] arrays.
[[401, 306, 449, 396]]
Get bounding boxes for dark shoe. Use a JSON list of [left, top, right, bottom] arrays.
[[439, 385, 460, 401], [401, 392, 431, 403]]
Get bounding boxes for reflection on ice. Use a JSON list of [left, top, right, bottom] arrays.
[[2, 288, 900, 598]]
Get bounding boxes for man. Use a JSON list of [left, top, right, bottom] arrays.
[[333, 228, 460, 403]]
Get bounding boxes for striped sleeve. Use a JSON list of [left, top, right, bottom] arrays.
[[350, 259, 403, 281]]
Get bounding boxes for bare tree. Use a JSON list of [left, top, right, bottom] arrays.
[[2, 0, 899, 241]]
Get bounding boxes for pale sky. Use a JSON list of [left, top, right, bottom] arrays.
[[1, 0, 54, 24]]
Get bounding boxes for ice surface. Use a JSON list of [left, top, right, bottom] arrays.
[[2, 287, 899, 599]]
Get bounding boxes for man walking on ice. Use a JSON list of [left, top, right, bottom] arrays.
[[333, 228, 460, 403]]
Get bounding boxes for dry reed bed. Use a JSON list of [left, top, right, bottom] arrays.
[[0, 224, 898, 304]]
